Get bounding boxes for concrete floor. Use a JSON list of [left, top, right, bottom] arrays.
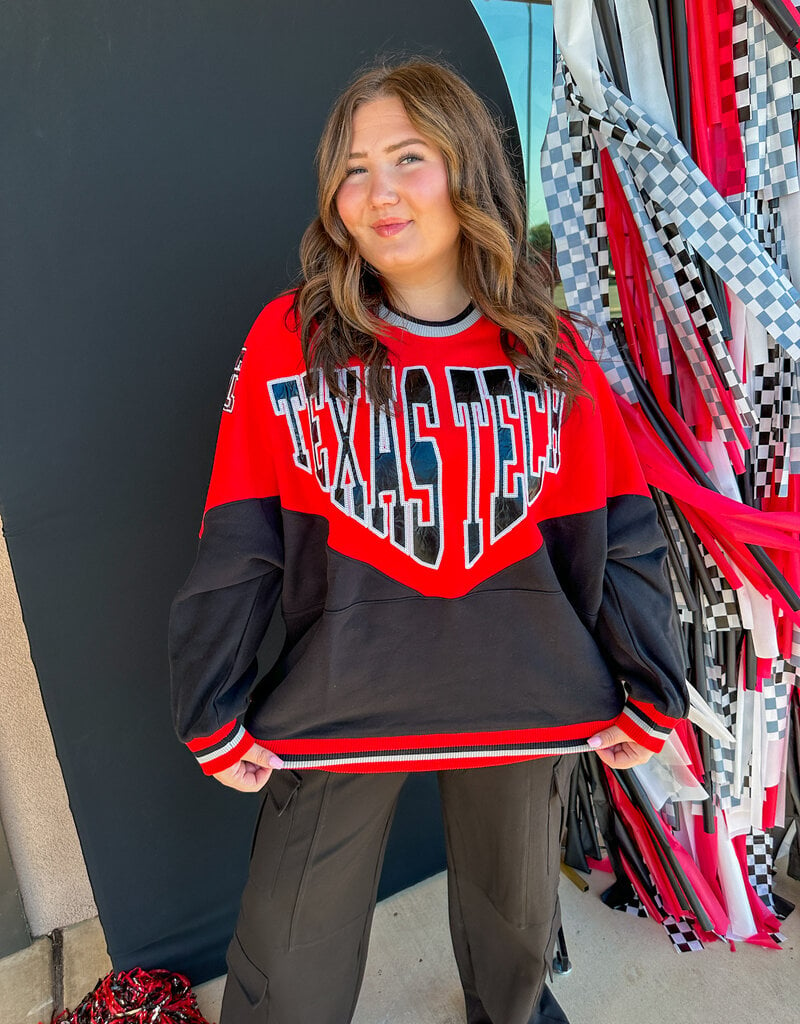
[[0, 916, 112, 1024], [194, 855, 800, 1024]]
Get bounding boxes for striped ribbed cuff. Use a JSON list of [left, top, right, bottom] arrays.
[[186, 720, 254, 775], [616, 698, 680, 753]]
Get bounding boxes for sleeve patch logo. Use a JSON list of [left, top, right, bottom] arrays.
[[223, 349, 245, 413]]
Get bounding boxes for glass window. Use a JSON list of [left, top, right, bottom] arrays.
[[469, 0, 554, 239]]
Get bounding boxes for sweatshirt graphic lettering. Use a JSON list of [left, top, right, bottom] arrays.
[[265, 362, 563, 571]]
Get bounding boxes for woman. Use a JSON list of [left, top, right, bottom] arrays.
[[169, 60, 687, 1024]]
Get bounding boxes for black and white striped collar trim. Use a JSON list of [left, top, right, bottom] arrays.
[[378, 302, 482, 337]]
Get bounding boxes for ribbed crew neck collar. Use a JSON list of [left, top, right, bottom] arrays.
[[378, 302, 482, 337]]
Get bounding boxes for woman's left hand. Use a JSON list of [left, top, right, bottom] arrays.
[[586, 725, 654, 769]]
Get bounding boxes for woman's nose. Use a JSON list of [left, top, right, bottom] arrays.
[[368, 167, 399, 207]]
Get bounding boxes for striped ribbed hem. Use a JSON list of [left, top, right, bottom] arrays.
[[186, 720, 254, 775], [616, 699, 680, 753], [259, 742, 590, 772], [253, 719, 620, 772]]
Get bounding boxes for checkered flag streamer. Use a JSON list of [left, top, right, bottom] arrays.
[[622, 894, 649, 919], [704, 634, 737, 810], [745, 830, 776, 911], [646, 273, 673, 376], [790, 363, 800, 478], [541, 65, 637, 400], [739, 194, 782, 265], [763, 659, 796, 740], [751, 339, 798, 501], [569, 117, 611, 312], [662, 916, 705, 953], [741, 4, 800, 202], [639, 187, 754, 433], [729, 187, 795, 282], [642, 193, 754, 424], [732, 0, 751, 124], [775, 354, 796, 497], [545, 0, 800, 957], [751, 352, 780, 499], [699, 544, 742, 632], [560, 69, 800, 362], [604, 151, 739, 442]]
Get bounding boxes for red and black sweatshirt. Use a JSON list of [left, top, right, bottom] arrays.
[[169, 293, 688, 774]]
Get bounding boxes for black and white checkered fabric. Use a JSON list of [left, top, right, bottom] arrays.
[[782, 357, 797, 486], [764, 659, 796, 739], [753, 368, 778, 491], [661, 504, 694, 624], [704, 634, 738, 810], [699, 542, 742, 633], [751, 352, 781, 498], [569, 118, 611, 312], [730, 0, 800, 502], [541, 69, 637, 400], [621, 894, 649, 919], [605, 156, 740, 442], [647, 274, 672, 375], [740, 5, 800, 203], [661, 513, 741, 632], [617, 882, 705, 950], [543, 63, 800, 363], [728, 191, 795, 304], [638, 189, 754, 429], [699, 592, 738, 635], [774, 354, 796, 496], [662, 916, 705, 953], [745, 830, 776, 911], [732, 0, 751, 124], [543, 11, 800, 871], [745, 833, 787, 942], [751, 339, 799, 500], [790, 361, 800, 479], [740, 194, 782, 265]]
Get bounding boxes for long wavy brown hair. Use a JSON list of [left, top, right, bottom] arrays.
[[293, 59, 582, 410]]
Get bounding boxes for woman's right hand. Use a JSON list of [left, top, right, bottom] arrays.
[[212, 745, 284, 792]]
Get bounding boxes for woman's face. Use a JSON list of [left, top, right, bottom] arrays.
[[335, 95, 463, 298]]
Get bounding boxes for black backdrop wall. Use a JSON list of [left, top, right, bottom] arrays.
[[1, 1, 520, 981]]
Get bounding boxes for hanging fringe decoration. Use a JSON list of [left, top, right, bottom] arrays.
[[544, 0, 800, 951], [47, 969, 211, 1024]]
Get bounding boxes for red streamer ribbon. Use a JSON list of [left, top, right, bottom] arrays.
[[47, 968, 211, 1024]]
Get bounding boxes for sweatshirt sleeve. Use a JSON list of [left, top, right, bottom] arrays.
[[169, 327, 284, 775], [583, 351, 689, 753]]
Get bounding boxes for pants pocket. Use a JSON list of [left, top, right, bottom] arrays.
[[224, 932, 269, 1013], [548, 755, 576, 869], [249, 770, 301, 896], [553, 755, 576, 806], [267, 769, 301, 814]]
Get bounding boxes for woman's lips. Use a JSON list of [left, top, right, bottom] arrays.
[[372, 220, 410, 237]]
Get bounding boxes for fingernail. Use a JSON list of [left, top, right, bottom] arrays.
[[268, 754, 285, 769], [587, 736, 602, 749]]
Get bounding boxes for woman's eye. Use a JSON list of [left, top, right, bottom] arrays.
[[399, 153, 422, 165], [344, 166, 366, 177]]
